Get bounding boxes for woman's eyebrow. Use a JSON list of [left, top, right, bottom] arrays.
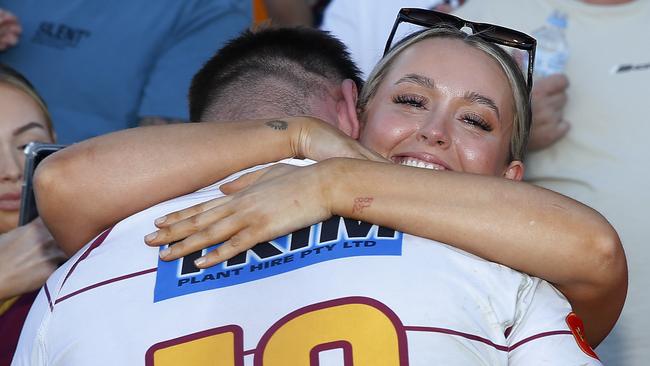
[[395, 73, 435, 89], [464, 91, 500, 120], [12, 122, 46, 137]]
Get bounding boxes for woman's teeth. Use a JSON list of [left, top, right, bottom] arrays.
[[396, 157, 446, 171]]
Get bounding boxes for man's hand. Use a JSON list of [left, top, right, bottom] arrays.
[[0, 9, 21, 51], [295, 117, 388, 163], [528, 74, 571, 151], [0, 219, 66, 300]]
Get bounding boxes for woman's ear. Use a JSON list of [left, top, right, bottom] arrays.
[[503, 160, 525, 181], [336, 79, 361, 139]]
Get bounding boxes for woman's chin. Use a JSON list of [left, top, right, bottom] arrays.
[[0, 211, 19, 233]]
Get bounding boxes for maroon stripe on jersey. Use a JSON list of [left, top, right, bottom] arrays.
[[60, 227, 114, 288], [405, 326, 572, 352], [44, 283, 53, 312], [509, 330, 572, 350], [55, 267, 156, 305], [404, 325, 509, 351]]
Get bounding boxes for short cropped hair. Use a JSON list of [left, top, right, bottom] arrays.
[[189, 27, 363, 122]]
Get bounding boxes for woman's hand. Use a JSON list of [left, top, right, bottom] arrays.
[[293, 117, 387, 162], [0, 218, 66, 300], [145, 163, 338, 268]]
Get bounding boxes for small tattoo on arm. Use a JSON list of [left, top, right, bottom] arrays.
[[352, 197, 374, 214], [266, 120, 288, 130]]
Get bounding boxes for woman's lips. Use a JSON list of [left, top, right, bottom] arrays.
[[0, 192, 22, 211]]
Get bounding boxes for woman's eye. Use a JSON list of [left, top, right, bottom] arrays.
[[462, 113, 493, 132], [15, 139, 47, 152], [393, 94, 427, 109]]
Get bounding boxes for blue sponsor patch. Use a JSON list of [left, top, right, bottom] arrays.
[[154, 216, 403, 302]]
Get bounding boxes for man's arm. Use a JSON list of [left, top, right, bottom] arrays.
[[34, 119, 298, 255], [34, 117, 374, 255]]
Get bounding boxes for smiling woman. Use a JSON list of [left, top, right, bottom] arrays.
[[0, 64, 64, 365], [358, 27, 529, 178]]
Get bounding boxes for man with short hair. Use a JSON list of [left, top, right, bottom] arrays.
[[14, 27, 604, 365]]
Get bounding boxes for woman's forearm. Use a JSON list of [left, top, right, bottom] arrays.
[[34, 118, 308, 254], [324, 158, 626, 346]]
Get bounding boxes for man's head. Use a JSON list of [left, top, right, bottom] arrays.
[[189, 27, 363, 137]]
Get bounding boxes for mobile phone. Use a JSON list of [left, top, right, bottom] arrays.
[[18, 142, 66, 226]]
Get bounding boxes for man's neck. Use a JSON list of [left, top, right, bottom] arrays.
[[581, 0, 635, 5]]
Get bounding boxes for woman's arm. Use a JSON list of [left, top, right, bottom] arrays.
[[325, 159, 625, 347], [148, 158, 626, 347], [34, 117, 378, 255]]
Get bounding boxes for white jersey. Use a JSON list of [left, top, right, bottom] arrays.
[[13, 160, 600, 365]]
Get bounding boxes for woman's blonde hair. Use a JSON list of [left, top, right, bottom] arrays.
[[0, 64, 55, 141], [357, 26, 531, 162]]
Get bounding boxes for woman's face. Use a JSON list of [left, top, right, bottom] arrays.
[[359, 38, 523, 179], [0, 83, 52, 233]]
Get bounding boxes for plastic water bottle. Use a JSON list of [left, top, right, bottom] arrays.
[[531, 11, 569, 78]]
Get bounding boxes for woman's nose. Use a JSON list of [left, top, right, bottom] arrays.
[[0, 146, 22, 182], [416, 115, 450, 148]]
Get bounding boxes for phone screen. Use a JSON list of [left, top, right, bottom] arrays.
[[19, 142, 66, 226]]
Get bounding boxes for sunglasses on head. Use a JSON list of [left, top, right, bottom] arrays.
[[384, 8, 537, 93]]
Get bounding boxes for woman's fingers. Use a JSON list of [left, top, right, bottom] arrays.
[[193, 229, 257, 268], [157, 215, 244, 261], [147, 203, 232, 246], [154, 195, 231, 228]]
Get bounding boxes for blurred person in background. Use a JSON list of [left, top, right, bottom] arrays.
[[0, 64, 65, 366], [320, 0, 465, 78], [253, 0, 333, 27], [0, 9, 20, 51], [0, 0, 251, 144], [254, 0, 314, 26], [454, 1, 649, 365]]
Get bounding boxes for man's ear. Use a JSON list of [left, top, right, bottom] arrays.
[[503, 160, 525, 181], [336, 79, 361, 139]]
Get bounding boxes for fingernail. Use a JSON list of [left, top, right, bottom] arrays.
[[194, 257, 206, 267], [159, 248, 171, 258], [144, 231, 158, 242], [155, 216, 167, 226]]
